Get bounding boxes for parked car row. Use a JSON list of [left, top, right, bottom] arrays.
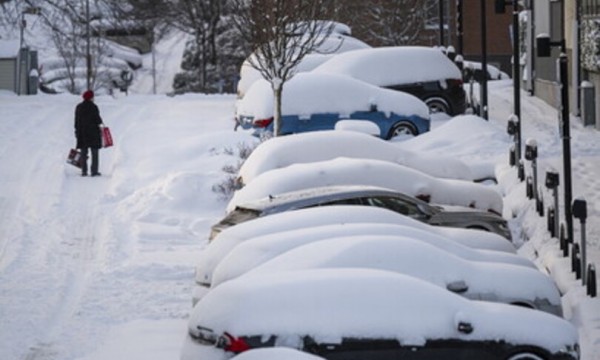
[[235, 45, 468, 139], [182, 128, 579, 360]]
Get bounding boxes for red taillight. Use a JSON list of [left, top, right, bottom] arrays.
[[254, 117, 273, 128], [222, 332, 251, 353]]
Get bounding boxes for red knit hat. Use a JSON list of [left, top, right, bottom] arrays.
[[82, 90, 94, 100]]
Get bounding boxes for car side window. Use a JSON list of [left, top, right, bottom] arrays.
[[362, 196, 423, 218], [318, 198, 362, 206]]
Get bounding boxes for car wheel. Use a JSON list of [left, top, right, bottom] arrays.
[[506, 352, 546, 360], [387, 122, 417, 139], [424, 96, 451, 114]]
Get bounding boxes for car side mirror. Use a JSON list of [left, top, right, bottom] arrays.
[[447, 280, 469, 294], [369, 103, 378, 112]]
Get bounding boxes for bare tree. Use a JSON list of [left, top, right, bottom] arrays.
[[167, 0, 221, 91], [229, 0, 336, 136], [23, 0, 120, 93], [359, 0, 436, 46], [105, 0, 173, 94]]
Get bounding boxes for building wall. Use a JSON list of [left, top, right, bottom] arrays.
[[0, 58, 16, 92], [456, 0, 513, 73]]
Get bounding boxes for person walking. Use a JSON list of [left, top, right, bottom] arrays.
[[75, 90, 103, 176]]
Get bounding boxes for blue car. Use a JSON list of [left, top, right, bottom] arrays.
[[235, 73, 430, 139]]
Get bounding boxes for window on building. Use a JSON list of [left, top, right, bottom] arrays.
[[583, 0, 600, 16]]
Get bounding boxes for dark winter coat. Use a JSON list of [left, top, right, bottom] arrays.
[[75, 100, 103, 149]]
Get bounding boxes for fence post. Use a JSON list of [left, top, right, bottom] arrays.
[[587, 264, 597, 297], [572, 199, 587, 284]]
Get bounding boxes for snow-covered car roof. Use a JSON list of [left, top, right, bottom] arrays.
[[396, 115, 512, 181], [237, 53, 334, 99], [188, 269, 577, 354], [241, 235, 561, 314], [312, 46, 462, 86], [228, 157, 502, 214], [463, 60, 510, 80], [236, 72, 429, 121], [210, 223, 530, 292], [237, 130, 473, 184]]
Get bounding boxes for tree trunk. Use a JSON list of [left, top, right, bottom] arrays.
[[273, 84, 283, 136]]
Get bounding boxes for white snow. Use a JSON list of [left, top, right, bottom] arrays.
[[312, 46, 463, 85], [231, 348, 327, 360], [0, 77, 599, 360], [0, 39, 20, 57]]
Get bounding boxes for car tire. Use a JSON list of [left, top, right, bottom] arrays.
[[424, 96, 451, 114], [506, 352, 546, 360], [387, 122, 417, 139]]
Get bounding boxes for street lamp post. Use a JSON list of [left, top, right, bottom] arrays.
[[495, 0, 522, 160], [17, 6, 41, 96], [480, 0, 488, 120], [86, 0, 92, 91], [456, 0, 463, 55], [537, 1, 574, 245], [439, 0, 445, 47]]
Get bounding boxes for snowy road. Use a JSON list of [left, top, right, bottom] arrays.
[[0, 93, 250, 360]]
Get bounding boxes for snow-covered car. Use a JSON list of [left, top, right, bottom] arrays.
[[236, 73, 430, 139], [239, 235, 562, 316], [212, 185, 512, 240], [227, 157, 503, 214], [198, 223, 534, 306], [195, 211, 532, 306], [181, 269, 579, 360], [463, 60, 510, 83], [312, 46, 466, 115], [237, 130, 475, 185]]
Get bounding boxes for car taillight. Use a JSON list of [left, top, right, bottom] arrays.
[[447, 78, 463, 87], [254, 117, 273, 128], [220, 332, 251, 353]]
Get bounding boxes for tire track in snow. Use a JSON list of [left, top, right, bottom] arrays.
[[0, 96, 110, 360], [16, 99, 142, 360]]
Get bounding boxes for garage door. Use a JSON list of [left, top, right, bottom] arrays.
[[0, 59, 16, 91]]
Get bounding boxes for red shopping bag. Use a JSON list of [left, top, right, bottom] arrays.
[[67, 148, 82, 168], [101, 126, 113, 148]]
